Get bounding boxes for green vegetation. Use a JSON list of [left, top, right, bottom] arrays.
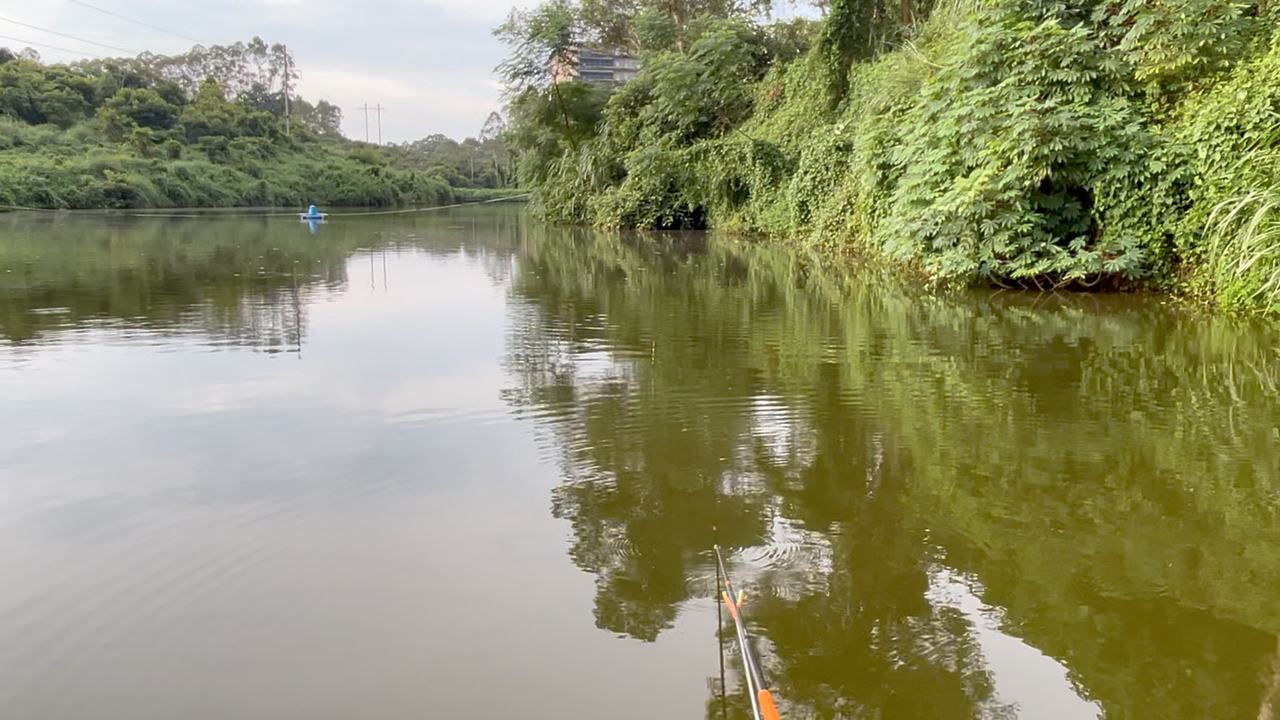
[[497, 0, 1280, 310], [390, 112, 514, 190], [0, 40, 509, 211]]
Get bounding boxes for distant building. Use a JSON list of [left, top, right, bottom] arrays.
[[553, 49, 640, 84]]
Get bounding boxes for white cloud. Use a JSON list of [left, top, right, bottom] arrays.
[[302, 70, 428, 102], [299, 69, 501, 141], [407, 0, 527, 22]]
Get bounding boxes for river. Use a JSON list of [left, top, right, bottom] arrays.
[[0, 205, 1277, 719]]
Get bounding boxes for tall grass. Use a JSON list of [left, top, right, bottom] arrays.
[[1205, 184, 1280, 312]]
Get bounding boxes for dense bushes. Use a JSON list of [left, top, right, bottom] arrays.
[[878, 5, 1158, 283], [502, 0, 1280, 309], [0, 47, 460, 210], [505, 16, 805, 227], [0, 117, 453, 209]]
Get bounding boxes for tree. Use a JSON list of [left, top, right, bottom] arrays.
[[180, 79, 277, 143], [495, 0, 580, 91], [36, 86, 91, 129], [100, 87, 179, 134], [0, 58, 46, 124], [139, 37, 296, 103], [496, 0, 594, 151], [499, 0, 780, 60], [480, 111, 507, 141], [294, 97, 343, 138]]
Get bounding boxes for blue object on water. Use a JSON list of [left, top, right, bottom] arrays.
[[300, 204, 326, 221]]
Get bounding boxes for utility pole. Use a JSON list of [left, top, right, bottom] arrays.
[[357, 104, 384, 144], [282, 49, 292, 137]]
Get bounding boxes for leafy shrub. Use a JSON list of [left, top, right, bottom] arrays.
[[1163, 18, 1280, 304], [878, 1, 1157, 284]]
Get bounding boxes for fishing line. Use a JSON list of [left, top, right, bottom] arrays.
[[1, 194, 529, 219], [324, 195, 529, 217], [121, 194, 529, 219], [714, 525, 728, 720]]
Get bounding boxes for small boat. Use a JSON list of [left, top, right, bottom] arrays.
[[300, 205, 326, 221]]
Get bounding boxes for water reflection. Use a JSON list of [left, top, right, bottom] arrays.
[[504, 226, 1280, 719], [925, 565, 1099, 719], [0, 210, 521, 350], [2, 209, 1279, 718], [0, 206, 657, 720]]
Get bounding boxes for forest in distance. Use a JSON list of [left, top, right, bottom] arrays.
[[495, 0, 1280, 312], [0, 39, 515, 211]]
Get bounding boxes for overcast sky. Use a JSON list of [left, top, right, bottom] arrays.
[[0, 0, 519, 142]]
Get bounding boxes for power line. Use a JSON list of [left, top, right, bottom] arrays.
[[0, 14, 136, 55], [0, 33, 106, 58], [65, 0, 206, 45]]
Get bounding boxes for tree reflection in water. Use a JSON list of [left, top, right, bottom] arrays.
[[504, 224, 1280, 720]]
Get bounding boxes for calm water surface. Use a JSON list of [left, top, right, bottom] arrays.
[[0, 207, 1277, 719]]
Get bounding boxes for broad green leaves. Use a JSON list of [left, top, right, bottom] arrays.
[[881, 7, 1154, 283], [1098, 0, 1254, 92]]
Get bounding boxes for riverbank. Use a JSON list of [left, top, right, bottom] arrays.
[[502, 0, 1280, 313]]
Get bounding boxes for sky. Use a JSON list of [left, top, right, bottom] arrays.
[[0, 0, 519, 142]]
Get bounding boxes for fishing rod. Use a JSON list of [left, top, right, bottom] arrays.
[[714, 544, 780, 720]]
